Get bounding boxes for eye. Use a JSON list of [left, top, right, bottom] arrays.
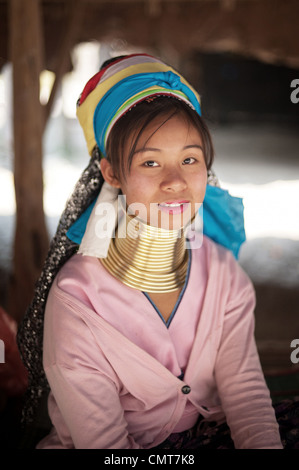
[[144, 160, 159, 167], [182, 157, 196, 165]]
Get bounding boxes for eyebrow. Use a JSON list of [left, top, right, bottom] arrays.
[[134, 144, 203, 155], [134, 147, 160, 154]]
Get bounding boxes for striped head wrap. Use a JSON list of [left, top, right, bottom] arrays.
[[76, 53, 201, 156]]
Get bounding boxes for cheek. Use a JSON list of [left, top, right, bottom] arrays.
[[121, 176, 153, 206], [192, 171, 207, 201]]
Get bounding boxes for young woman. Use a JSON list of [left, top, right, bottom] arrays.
[[18, 53, 284, 449]]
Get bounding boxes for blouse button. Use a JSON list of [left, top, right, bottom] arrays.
[[181, 385, 191, 394]]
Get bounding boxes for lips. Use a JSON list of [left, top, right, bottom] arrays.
[[158, 201, 190, 214]]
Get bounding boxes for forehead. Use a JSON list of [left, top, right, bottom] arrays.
[[130, 112, 203, 150]]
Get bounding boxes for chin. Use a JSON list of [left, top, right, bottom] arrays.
[[158, 213, 194, 231]]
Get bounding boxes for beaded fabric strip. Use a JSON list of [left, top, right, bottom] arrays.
[[16, 146, 219, 426], [17, 147, 103, 425]]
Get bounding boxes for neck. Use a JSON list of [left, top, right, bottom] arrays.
[[100, 213, 189, 293]]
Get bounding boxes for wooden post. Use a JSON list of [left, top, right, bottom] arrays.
[[9, 0, 49, 322]]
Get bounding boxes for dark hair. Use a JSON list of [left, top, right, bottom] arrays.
[[106, 96, 214, 180]]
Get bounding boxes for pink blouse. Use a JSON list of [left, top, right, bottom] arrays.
[[37, 235, 282, 449]]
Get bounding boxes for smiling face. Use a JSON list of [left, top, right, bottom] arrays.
[[101, 112, 208, 230]]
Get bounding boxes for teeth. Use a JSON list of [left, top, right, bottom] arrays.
[[160, 203, 183, 207]]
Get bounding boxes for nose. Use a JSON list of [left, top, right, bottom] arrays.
[[160, 167, 187, 192]]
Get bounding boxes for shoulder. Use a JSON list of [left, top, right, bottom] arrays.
[[49, 253, 104, 307], [190, 233, 237, 267], [191, 234, 255, 296], [56, 252, 107, 289]]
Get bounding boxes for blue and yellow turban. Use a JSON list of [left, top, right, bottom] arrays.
[[76, 53, 201, 156]]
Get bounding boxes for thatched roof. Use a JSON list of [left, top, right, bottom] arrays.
[[1, 0, 299, 73]]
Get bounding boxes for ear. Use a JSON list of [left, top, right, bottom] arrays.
[[100, 158, 121, 188]]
